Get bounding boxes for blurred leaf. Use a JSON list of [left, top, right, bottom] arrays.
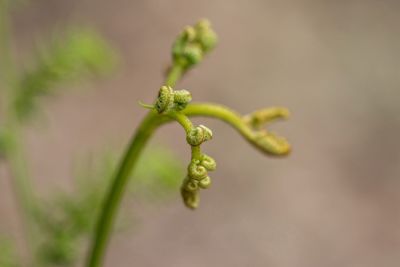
[[0, 236, 19, 267], [34, 145, 184, 266], [134, 146, 184, 199], [13, 27, 117, 121]]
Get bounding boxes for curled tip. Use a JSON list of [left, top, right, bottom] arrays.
[[201, 154, 216, 171], [171, 19, 217, 70], [186, 125, 213, 146], [198, 176, 211, 189], [195, 19, 217, 52], [155, 85, 174, 113], [253, 131, 291, 156], [184, 178, 199, 192], [188, 160, 208, 180], [173, 89, 192, 111], [181, 187, 199, 209], [244, 107, 290, 130], [182, 44, 203, 65], [196, 18, 211, 28], [183, 26, 196, 41]]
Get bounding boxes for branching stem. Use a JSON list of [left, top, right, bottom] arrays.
[[86, 100, 289, 266], [86, 19, 290, 267]]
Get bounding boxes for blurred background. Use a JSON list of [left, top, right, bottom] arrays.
[[1, 0, 400, 266]]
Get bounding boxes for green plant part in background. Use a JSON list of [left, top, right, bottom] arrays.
[[87, 19, 291, 267], [0, 1, 117, 266], [34, 147, 183, 267]]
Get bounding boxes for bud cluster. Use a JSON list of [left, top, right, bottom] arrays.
[[155, 85, 192, 113], [172, 19, 217, 70], [181, 154, 216, 209]]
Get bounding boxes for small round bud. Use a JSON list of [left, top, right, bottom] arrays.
[[183, 26, 196, 42], [198, 30, 217, 52], [198, 176, 211, 189], [184, 179, 199, 192], [182, 44, 203, 66], [173, 89, 192, 111], [195, 19, 217, 52], [155, 86, 174, 113], [196, 19, 211, 29], [186, 125, 213, 146], [201, 154, 216, 171]]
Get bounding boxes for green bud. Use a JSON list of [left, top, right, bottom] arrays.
[[186, 125, 213, 146], [181, 186, 199, 209], [183, 26, 196, 42], [244, 107, 290, 130], [182, 44, 203, 66], [253, 131, 291, 156], [173, 89, 192, 111], [195, 19, 217, 52], [155, 86, 174, 113], [183, 178, 199, 192], [188, 159, 208, 180], [200, 154, 216, 171]]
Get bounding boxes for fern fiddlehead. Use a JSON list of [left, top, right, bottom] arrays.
[[86, 19, 291, 267]]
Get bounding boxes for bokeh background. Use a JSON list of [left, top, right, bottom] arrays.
[[1, 0, 400, 266]]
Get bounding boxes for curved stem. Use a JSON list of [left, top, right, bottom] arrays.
[[183, 103, 253, 139], [167, 111, 193, 134], [87, 63, 184, 267], [183, 103, 291, 156], [165, 64, 184, 86], [86, 111, 162, 267]]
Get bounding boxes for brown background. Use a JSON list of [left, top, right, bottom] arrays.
[[1, 0, 400, 266]]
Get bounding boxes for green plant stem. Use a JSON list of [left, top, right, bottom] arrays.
[[86, 64, 183, 267], [86, 57, 286, 266], [86, 111, 162, 267], [165, 64, 184, 86]]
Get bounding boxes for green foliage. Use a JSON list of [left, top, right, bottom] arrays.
[[1, 2, 122, 266], [13, 28, 117, 121], [0, 237, 19, 267], [134, 146, 184, 198], [34, 146, 183, 267]]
